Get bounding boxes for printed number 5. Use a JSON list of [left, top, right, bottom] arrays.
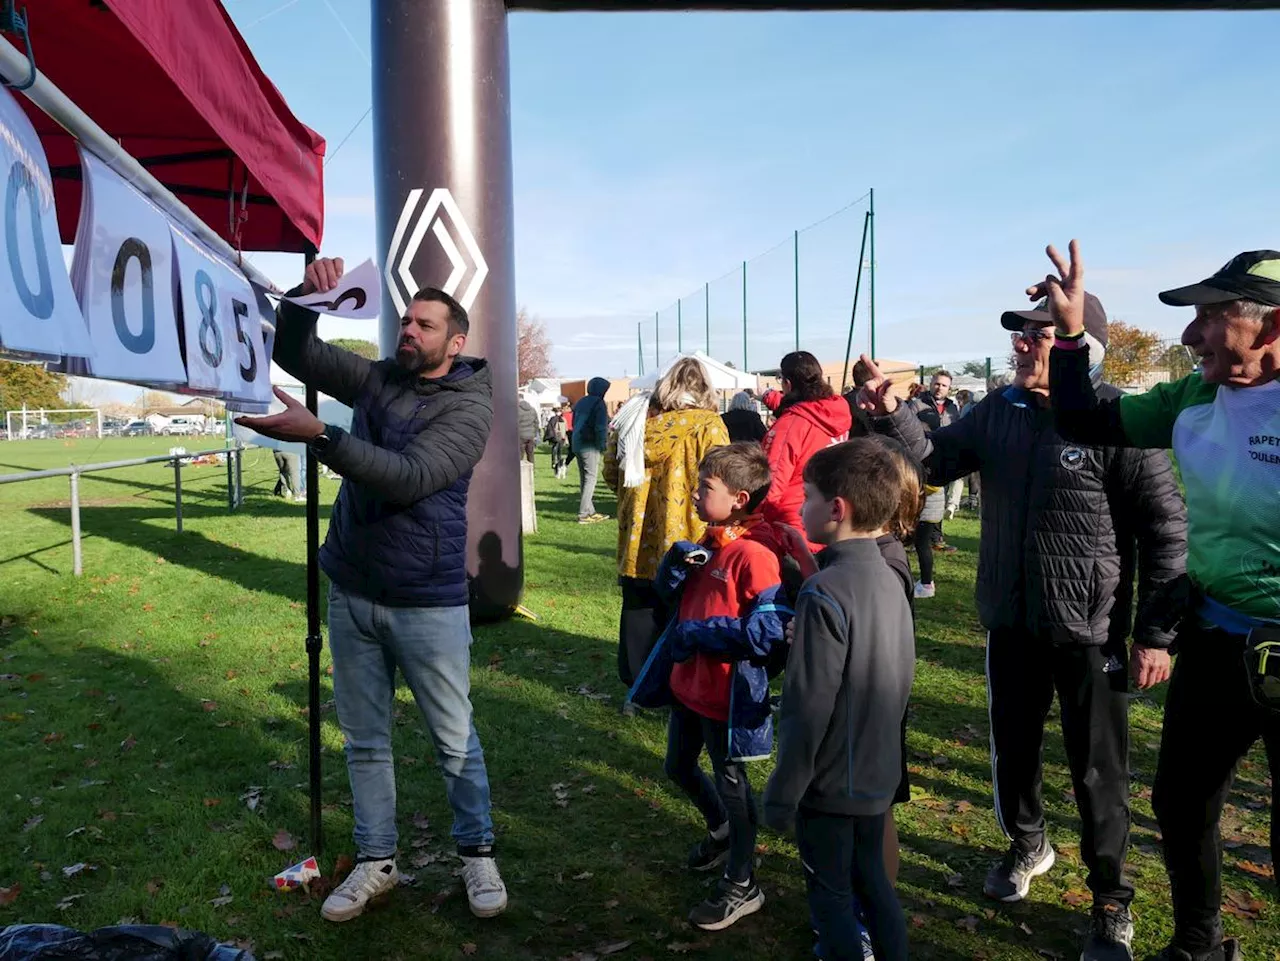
[[232, 298, 257, 382]]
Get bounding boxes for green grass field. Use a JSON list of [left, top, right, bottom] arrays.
[[0, 437, 1274, 960]]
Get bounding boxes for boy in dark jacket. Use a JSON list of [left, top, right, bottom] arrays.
[[629, 443, 792, 932], [764, 438, 915, 961]]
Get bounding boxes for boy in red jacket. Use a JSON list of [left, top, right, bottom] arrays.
[[628, 442, 792, 932]]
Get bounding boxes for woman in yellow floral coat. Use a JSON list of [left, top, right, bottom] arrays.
[[606, 357, 729, 691]]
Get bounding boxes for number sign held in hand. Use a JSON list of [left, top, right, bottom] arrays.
[[282, 257, 380, 319], [0, 87, 86, 358], [72, 150, 186, 385]]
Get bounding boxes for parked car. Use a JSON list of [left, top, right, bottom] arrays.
[[122, 421, 151, 437], [159, 417, 201, 436]]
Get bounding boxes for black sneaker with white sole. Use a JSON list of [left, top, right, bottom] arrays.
[[1081, 903, 1135, 961], [983, 838, 1055, 902], [687, 830, 731, 872], [688, 876, 765, 931]]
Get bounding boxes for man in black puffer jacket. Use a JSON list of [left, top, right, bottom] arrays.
[[236, 257, 507, 926], [857, 291, 1187, 961]]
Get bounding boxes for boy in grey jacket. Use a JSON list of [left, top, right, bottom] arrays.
[[763, 438, 915, 961]]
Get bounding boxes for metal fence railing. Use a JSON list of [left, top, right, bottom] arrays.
[[0, 444, 253, 576]]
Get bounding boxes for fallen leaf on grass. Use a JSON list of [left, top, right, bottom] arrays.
[[209, 896, 233, 908], [411, 812, 431, 831], [201, 701, 217, 712], [120, 735, 136, 752], [22, 815, 43, 832], [146, 879, 164, 895], [0, 884, 20, 906], [1062, 888, 1090, 907], [955, 916, 980, 933], [597, 941, 633, 955], [1223, 889, 1264, 920], [603, 899, 619, 910], [1019, 922, 1034, 935], [910, 914, 926, 929], [203, 798, 221, 808], [55, 894, 86, 911], [62, 863, 94, 878], [945, 874, 963, 888], [263, 953, 283, 960], [1235, 859, 1274, 881], [461, 945, 478, 956], [272, 830, 296, 852], [571, 871, 593, 880], [43, 731, 65, 744]]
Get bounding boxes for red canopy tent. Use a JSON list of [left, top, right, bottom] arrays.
[[14, 0, 325, 252]]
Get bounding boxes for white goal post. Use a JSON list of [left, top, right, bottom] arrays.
[[5, 408, 102, 440]]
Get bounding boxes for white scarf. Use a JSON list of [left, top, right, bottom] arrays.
[[611, 392, 652, 488]]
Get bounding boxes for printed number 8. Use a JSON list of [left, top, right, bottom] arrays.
[[194, 269, 222, 367]]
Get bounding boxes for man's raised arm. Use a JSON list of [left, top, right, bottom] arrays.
[[272, 256, 375, 409]]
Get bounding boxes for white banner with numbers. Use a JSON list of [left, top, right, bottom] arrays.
[[0, 87, 89, 358], [0, 83, 339, 406], [72, 149, 187, 385]]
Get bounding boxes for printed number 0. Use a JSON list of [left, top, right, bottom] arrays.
[[4, 160, 54, 319], [232, 298, 257, 382], [109, 238, 155, 355], [194, 269, 223, 367]]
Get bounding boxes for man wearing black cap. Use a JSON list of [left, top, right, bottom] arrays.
[[855, 289, 1187, 961], [1045, 241, 1280, 961]]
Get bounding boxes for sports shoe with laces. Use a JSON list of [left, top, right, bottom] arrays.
[[320, 857, 398, 922], [688, 875, 765, 931], [459, 852, 508, 918], [983, 838, 1055, 902], [1081, 903, 1135, 961], [687, 828, 731, 872], [914, 581, 936, 599], [1145, 939, 1242, 961]]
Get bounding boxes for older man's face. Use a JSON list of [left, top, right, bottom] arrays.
[[1012, 324, 1054, 392], [1181, 301, 1278, 386]]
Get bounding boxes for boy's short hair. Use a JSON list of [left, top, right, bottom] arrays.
[[700, 442, 772, 513], [802, 438, 902, 533], [862, 435, 924, 541]]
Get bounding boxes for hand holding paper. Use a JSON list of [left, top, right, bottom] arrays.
[[283, 257, 380, 320]]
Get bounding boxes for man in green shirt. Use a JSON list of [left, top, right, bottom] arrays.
[[1042, 241, 1280, 961]]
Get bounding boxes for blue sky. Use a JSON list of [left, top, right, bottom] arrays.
[[80, 4, 1280, 399]]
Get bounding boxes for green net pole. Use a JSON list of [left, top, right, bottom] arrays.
[[985, 356, 992, 385], [793, 229, 800, 352], [840, 210, 872, 393], [654, 311, 659, 368], [741, 261, 748, 372], [704, 282, 710, 354], [638, 322, 644, 376], [869, 187, 877, 359], [678, 299, 683, 353]]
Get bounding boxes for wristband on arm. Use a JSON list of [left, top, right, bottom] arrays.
[[1055, 328, 1086, 350]]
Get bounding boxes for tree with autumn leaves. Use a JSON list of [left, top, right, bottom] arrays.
[[517, 307, 554, 385], [0, 361, 67, 413], [1103, 320, 1165, 387]]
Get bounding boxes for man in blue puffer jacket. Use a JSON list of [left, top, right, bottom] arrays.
[[236, 256, 506, 926], [571, 376, 611, 523], [628, 443, 792, 934]]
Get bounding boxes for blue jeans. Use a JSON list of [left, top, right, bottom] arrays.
[[327, 583, 495, 857]]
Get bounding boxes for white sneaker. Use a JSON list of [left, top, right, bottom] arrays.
[[460, 854, 508, 918], [320, 857, 398, 922], [914, 581, 936, 599]]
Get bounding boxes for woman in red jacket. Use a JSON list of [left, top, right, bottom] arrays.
[[761, 351, 853, 550]]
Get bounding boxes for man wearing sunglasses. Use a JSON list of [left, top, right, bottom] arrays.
[[1045, 241, 1280, 961], [856, 290, 1187, 961]]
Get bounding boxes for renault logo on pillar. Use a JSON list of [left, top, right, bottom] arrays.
[[384, 187, 489, 317]]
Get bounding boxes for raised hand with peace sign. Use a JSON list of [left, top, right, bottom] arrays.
[[1026, 239, 1086, 338]]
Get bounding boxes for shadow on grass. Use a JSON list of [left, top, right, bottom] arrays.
[[27, 499, 329, 605]]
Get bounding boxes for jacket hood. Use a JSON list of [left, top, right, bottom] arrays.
[[409, 358, 488, 394], [587, 376, 611, 397], [644, 407, 722, 466], [777, 394, 852, 436]]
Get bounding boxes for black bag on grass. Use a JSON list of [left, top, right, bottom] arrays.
[[0, 924, 253, 961]]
